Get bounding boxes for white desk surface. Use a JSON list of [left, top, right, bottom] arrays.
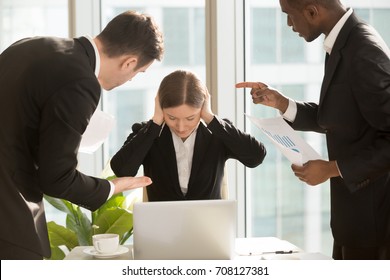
[[64, 237, 332, 260]]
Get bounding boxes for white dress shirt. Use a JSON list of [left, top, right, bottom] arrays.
[[170, 128, 197, 195], [85, 35, 115, 199]]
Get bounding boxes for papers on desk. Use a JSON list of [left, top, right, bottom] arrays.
[[261, 252, 332, 260], [246, 115, 321, 166], [235, 237, 300, 256], [79, 109, 115, 154], [235, 237, 333, 260]]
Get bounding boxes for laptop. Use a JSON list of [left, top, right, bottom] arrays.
[[132, 199, 237, 260]]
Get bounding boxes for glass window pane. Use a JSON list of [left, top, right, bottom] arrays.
[[371, 9, 390, 45], [251, 8, 276, 64], [0, 0, 68, 51], [193, 8, 206, 65], [281, 20, 305, 63], [163, 8, 190, 65]]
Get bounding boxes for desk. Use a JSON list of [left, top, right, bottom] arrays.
[[64, 237, 332, 260]]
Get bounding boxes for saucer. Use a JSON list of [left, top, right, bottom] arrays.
[[83, 246, 129, 259]]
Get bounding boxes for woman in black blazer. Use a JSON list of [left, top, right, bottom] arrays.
[[111, 70, 266, 201]]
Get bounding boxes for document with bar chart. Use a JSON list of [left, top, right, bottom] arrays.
[[246, 115, 321, 166]]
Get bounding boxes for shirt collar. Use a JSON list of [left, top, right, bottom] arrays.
[[323, 8, 353, 54], [85, 35, 100, 78], [170, 126, 198, 147]]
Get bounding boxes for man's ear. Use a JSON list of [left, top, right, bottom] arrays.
[[121, 56, 138, 70], [303, 4, 320, 22]]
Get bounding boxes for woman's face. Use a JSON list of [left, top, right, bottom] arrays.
[[163, 104, 201, 141]]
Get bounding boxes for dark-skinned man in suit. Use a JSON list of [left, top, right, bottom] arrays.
[[237, 0, 390, 259]]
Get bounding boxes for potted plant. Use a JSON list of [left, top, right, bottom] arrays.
[[44, 162, 142, 259]]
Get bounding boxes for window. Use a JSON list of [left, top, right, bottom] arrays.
[[250, 7, 305, 64], [0, 0, 68, 51]]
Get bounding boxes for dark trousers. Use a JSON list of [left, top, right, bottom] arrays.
[[332, 239, 390, 260], [0, 238, 42, 260]]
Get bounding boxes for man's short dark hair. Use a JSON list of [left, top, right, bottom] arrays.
[[97, 10, 164, 69]]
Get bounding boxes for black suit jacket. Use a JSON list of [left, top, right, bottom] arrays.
[[0, 37, 110, 258], [111, 117, 266, 201], [291, 13, 390, 247]]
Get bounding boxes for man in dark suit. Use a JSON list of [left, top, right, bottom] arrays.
[[0, 10, 164, 259], [236, 0, 390, 259]]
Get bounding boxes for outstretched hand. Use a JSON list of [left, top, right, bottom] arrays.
[[111, 176, 152, 194], [236, 81, 289, 113]]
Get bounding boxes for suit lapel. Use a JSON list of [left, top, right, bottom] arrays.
[[319, 13, 361, 106], [156, 125, 182, 195], [320, 51, 340, 105], [187, 123, 212, 193]]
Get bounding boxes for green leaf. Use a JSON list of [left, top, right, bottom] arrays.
[[44, 195, 74, 216], [92, 193, 125, 223], [99, 193, 125, 211], [93, 208, 133, 243], [47, 221, 78, 249], [66, 208, 92, 246], [120, 229, 134, 245], [45, 246, 66, 260]]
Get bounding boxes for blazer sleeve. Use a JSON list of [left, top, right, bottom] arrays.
[[110, 120, 162, 177], [206, 116, 266, 167], [293, 102, 326, 133], [38, 78, 110, 211]]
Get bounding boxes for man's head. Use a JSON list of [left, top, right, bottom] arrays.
[[279, 0, 345, 42], [95, 11, 164, 90]]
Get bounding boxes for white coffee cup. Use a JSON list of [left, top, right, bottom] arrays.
[[92, 233, 119, 254]]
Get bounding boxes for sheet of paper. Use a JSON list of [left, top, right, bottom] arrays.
[[246, 114, 321, 166], [79, 109, 115, 154], [235, 237, 300, 256]]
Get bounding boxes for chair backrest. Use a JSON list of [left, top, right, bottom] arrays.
[[142, 187, 149, 202], [221, 166, 229, 199]]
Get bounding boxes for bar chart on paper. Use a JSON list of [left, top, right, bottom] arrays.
[[261, 128, 301, 154], [245, 115, 321, 165]]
